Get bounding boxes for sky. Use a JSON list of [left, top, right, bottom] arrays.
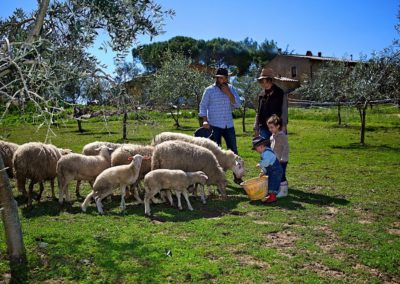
[[1, 0, 399, 74]]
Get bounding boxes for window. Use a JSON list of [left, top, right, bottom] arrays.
[[291, 66, 297, 78]]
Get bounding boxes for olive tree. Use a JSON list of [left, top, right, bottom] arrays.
[[150, 51, 211, 128], [0, 0, 173, 280]]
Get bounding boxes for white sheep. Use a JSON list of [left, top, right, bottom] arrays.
[[111, 144, 154, 203], [151, 140, 227, 198], [81, 154, 144, 214], [143, 169, 208, 216], [152, 132, 245, 178], [0, 140, 19, 178], [75, 141, 121, 198], [13, 142, 71, 207], [56, 145, 113, 204]]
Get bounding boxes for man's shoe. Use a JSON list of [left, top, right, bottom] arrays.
[[262, 193, 277, 203], [233, 177, 243, 185]]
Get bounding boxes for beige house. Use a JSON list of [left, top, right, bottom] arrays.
[[266, 50, 357, 95]]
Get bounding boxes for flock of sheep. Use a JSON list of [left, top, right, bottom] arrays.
[[0, 132, 246, 215]]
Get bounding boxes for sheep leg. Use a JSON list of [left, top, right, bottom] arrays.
[[36, 182, 45, 202], [120, 185, 126, 211], [50, 179, 56, 198], [132, 186, 144, 205], [28, 180, 35, 207], [95, 198, 104, 214], [151, 196, 164, 204], [17, 177, 28, 197], [81, 191, 94, 212], [175, 191, 183, 210], [144, 190, 156, 216], [182, 189, 194, 211], [199, 184, 207, 204], [164, 190, 174, 206], [75, 180, 82, 198]]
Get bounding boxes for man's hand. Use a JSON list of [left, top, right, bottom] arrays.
[[219, 84, 235, 104]]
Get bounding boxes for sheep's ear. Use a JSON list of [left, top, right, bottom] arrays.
[[94, 147, 101, 152], [107, 147, 113, 151], [202, 174, 209, 180], [143, 155, 151, 160], [127, 156, 133, 161]]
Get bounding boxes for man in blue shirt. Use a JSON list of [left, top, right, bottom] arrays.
[[199, 67, 242, 183]]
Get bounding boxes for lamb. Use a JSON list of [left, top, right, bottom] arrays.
[[151, 140, 227, 198], [81, 154, 144, 214], [0, 140, 19, 178], [57, 145, 113, 204], [152, 132, 245, 178], [12, 142, 71, 206], [75, 141, 121, 197], [143, 169, 208, 215], [110, 144, 154, 203]]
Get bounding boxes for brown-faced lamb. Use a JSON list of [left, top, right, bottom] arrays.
[[151, 132, 245, 178], [56, 145, 113, 204], [13, 142, 71, 206], [111, 144, 154, 203], [81, 154, 144, 214], [0, 140, 19, 178], [151, 140, 227, 198], [143, 169, 208, 215], [75, 141, 122, 197]]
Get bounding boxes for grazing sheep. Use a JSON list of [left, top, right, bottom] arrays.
[[75, 141, 121, 197], [143, 169, 208, 215], [152, 132, 245, 178], [0, 140, 19, 178], [81, 154, 144, 214], [82, 141, 121, 156], [57, 145, 113, 204], [111, 144, 154, 203], [13, 142, 71, 206], [151, 140, 227, 198]]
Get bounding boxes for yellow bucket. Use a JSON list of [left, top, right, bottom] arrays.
[[240, 176, 268, 200]]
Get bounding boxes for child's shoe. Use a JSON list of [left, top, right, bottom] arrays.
[[262, 193, 277, 203], [277, 181, 288, 198]]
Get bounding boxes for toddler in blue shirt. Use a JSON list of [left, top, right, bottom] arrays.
[[252, 136, 283, 203]]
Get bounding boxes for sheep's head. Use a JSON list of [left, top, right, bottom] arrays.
[[60, 148, 72, 155], [194, 171, 208, 185], [127, 154, 144, 168], [232, 155, 245, 178]]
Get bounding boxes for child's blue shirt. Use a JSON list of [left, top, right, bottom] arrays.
[[259, 148, 277, 174]]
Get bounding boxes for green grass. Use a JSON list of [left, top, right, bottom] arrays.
[[0, 106, 399, 283]]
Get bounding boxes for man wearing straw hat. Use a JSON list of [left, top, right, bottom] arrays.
[[254, 68, 285, 138], [199, 67, 243, 184]]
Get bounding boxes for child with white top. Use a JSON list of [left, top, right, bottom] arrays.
[[267, 114, 289, 197]]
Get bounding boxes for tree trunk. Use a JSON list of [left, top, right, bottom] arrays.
[[77, 119, 83, 133], [0, 156, 28, 283], [337, 101, 342, 126], [359, 105, 367, 145], [122, 111, 127, 141], [242, 106, 246, 133], [27, 0, 50, 43]]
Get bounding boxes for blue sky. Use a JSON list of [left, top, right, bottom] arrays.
[[1, 0, 399, 74]]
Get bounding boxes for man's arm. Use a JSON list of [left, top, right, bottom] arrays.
[[199, 87, 210, 128]]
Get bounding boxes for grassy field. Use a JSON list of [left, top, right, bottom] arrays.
[[0, 106, 399, 283]]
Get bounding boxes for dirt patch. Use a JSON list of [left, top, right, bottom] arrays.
[[387, 228, 400, 236], [264, 230, 298, 249], [353, 263, 400, 283], [320, 206, 339, 220], [303, 262, 345, 279], [236, 254, 270, 269]]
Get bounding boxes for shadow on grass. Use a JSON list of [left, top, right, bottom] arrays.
[[331, 143, 400, 152], [250, 187, 350, 210]]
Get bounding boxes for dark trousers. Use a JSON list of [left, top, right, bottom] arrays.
[[211, 126, 238, 154], [280, 162, 288, 182]]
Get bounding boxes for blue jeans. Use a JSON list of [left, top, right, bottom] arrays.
[[259, 126, 271, 139], [281, 162, 288, 182], [265, 158, 283, 194], [210, 126, 238, 154]]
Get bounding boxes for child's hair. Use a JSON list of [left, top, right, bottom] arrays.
[[267, 114, 281, 128]]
